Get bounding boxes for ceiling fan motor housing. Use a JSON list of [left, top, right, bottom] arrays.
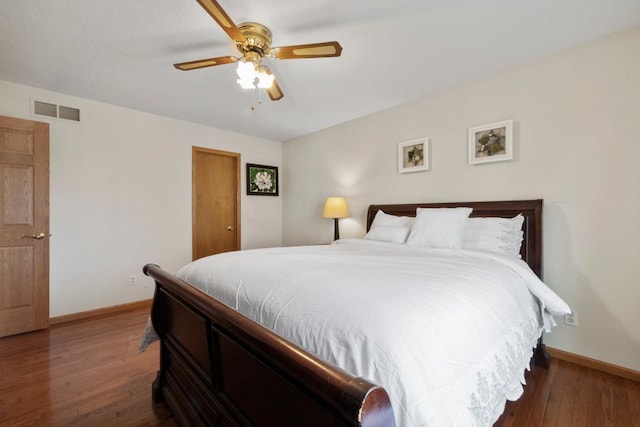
[[238, 22, 273, 57]]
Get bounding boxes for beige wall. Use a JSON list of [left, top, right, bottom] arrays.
[[282, 27, 640, 371], [0, 80, 282, 316]]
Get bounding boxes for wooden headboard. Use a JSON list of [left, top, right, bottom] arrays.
[[366, 200, 543, 278]]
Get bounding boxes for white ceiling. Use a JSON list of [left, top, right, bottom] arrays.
[[1, 0, 639, 142]]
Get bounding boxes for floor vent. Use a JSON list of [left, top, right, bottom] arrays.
[[33, 100, 81, 122]]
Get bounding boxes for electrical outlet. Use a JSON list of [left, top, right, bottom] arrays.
[[129, 275, 137, 286], [564, 310, 578, 327]]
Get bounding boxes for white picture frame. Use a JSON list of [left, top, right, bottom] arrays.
[[398, 138, 430, 173], [468, 120, 513, 165]]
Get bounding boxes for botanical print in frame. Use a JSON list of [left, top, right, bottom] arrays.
[[398, 138, 430, 173], [246, 163, 279, 196], [468, 120, 513, 165]]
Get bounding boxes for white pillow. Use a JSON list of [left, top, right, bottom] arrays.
[[364, 225, 410, 243], [369, 210, 414, 228], [406, 207, 472, 249], [364, 210, 414, 243], [462, 214, 524, 257]]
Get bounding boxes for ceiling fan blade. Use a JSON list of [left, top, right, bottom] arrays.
[[195, 0, 247, 43], [267, 79, 284, 101], [263, 68, 284, 101], [174, 56, 237, 71], [273, 41, 342, 60]]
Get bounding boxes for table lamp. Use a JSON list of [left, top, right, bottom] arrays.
[[322, 197, 350, 241]]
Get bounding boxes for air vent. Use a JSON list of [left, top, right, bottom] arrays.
[[32, 99, 81, 122], [33, 101, 57, 118], [58, 106, 80, 122]]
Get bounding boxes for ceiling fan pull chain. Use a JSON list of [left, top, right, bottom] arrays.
[[251, 87, 256, 110]]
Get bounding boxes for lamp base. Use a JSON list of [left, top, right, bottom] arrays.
[[333, 218, 340, 241]]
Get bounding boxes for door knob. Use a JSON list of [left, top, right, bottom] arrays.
[[227, 226, 234, 231], [23, 232, 46, 239]]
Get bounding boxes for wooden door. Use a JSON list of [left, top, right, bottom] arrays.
[[192, 147, 240, 260], [0, 116, 49, 337]]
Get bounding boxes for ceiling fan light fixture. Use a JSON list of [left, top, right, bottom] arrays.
[[256, 67, 274, 89], [236, 60, 258, 89], [236, 60, 274, 90], [236, 77, 256, 90], [236, 59, 257, 79]]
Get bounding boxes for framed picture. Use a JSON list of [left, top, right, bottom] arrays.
[[468, 120, 513, 165], [398, 138, 430, 174], [246, 163, 279, 196]]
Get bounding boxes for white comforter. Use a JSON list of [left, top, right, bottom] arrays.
[[177, 239, 570, 427]]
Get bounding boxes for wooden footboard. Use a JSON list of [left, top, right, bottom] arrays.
[[143, 264, 395, 427]]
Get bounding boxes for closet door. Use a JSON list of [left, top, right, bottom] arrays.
[[192, 146, 240, 260]]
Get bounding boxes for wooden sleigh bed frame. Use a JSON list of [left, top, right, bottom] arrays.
[[143, 199, 548, 426]]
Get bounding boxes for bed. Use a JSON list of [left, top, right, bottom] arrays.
[[142, 199, 570, 426]]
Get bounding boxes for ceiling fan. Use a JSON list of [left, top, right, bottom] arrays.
[[174, 0, 343, 103]]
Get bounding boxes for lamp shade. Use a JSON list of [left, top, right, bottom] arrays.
[[323, 197, 350, 219]]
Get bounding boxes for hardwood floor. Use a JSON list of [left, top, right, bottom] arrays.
[[0, 305, 638, 426], [496, 357, 640, 427], [0, 304, 177, 426]]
